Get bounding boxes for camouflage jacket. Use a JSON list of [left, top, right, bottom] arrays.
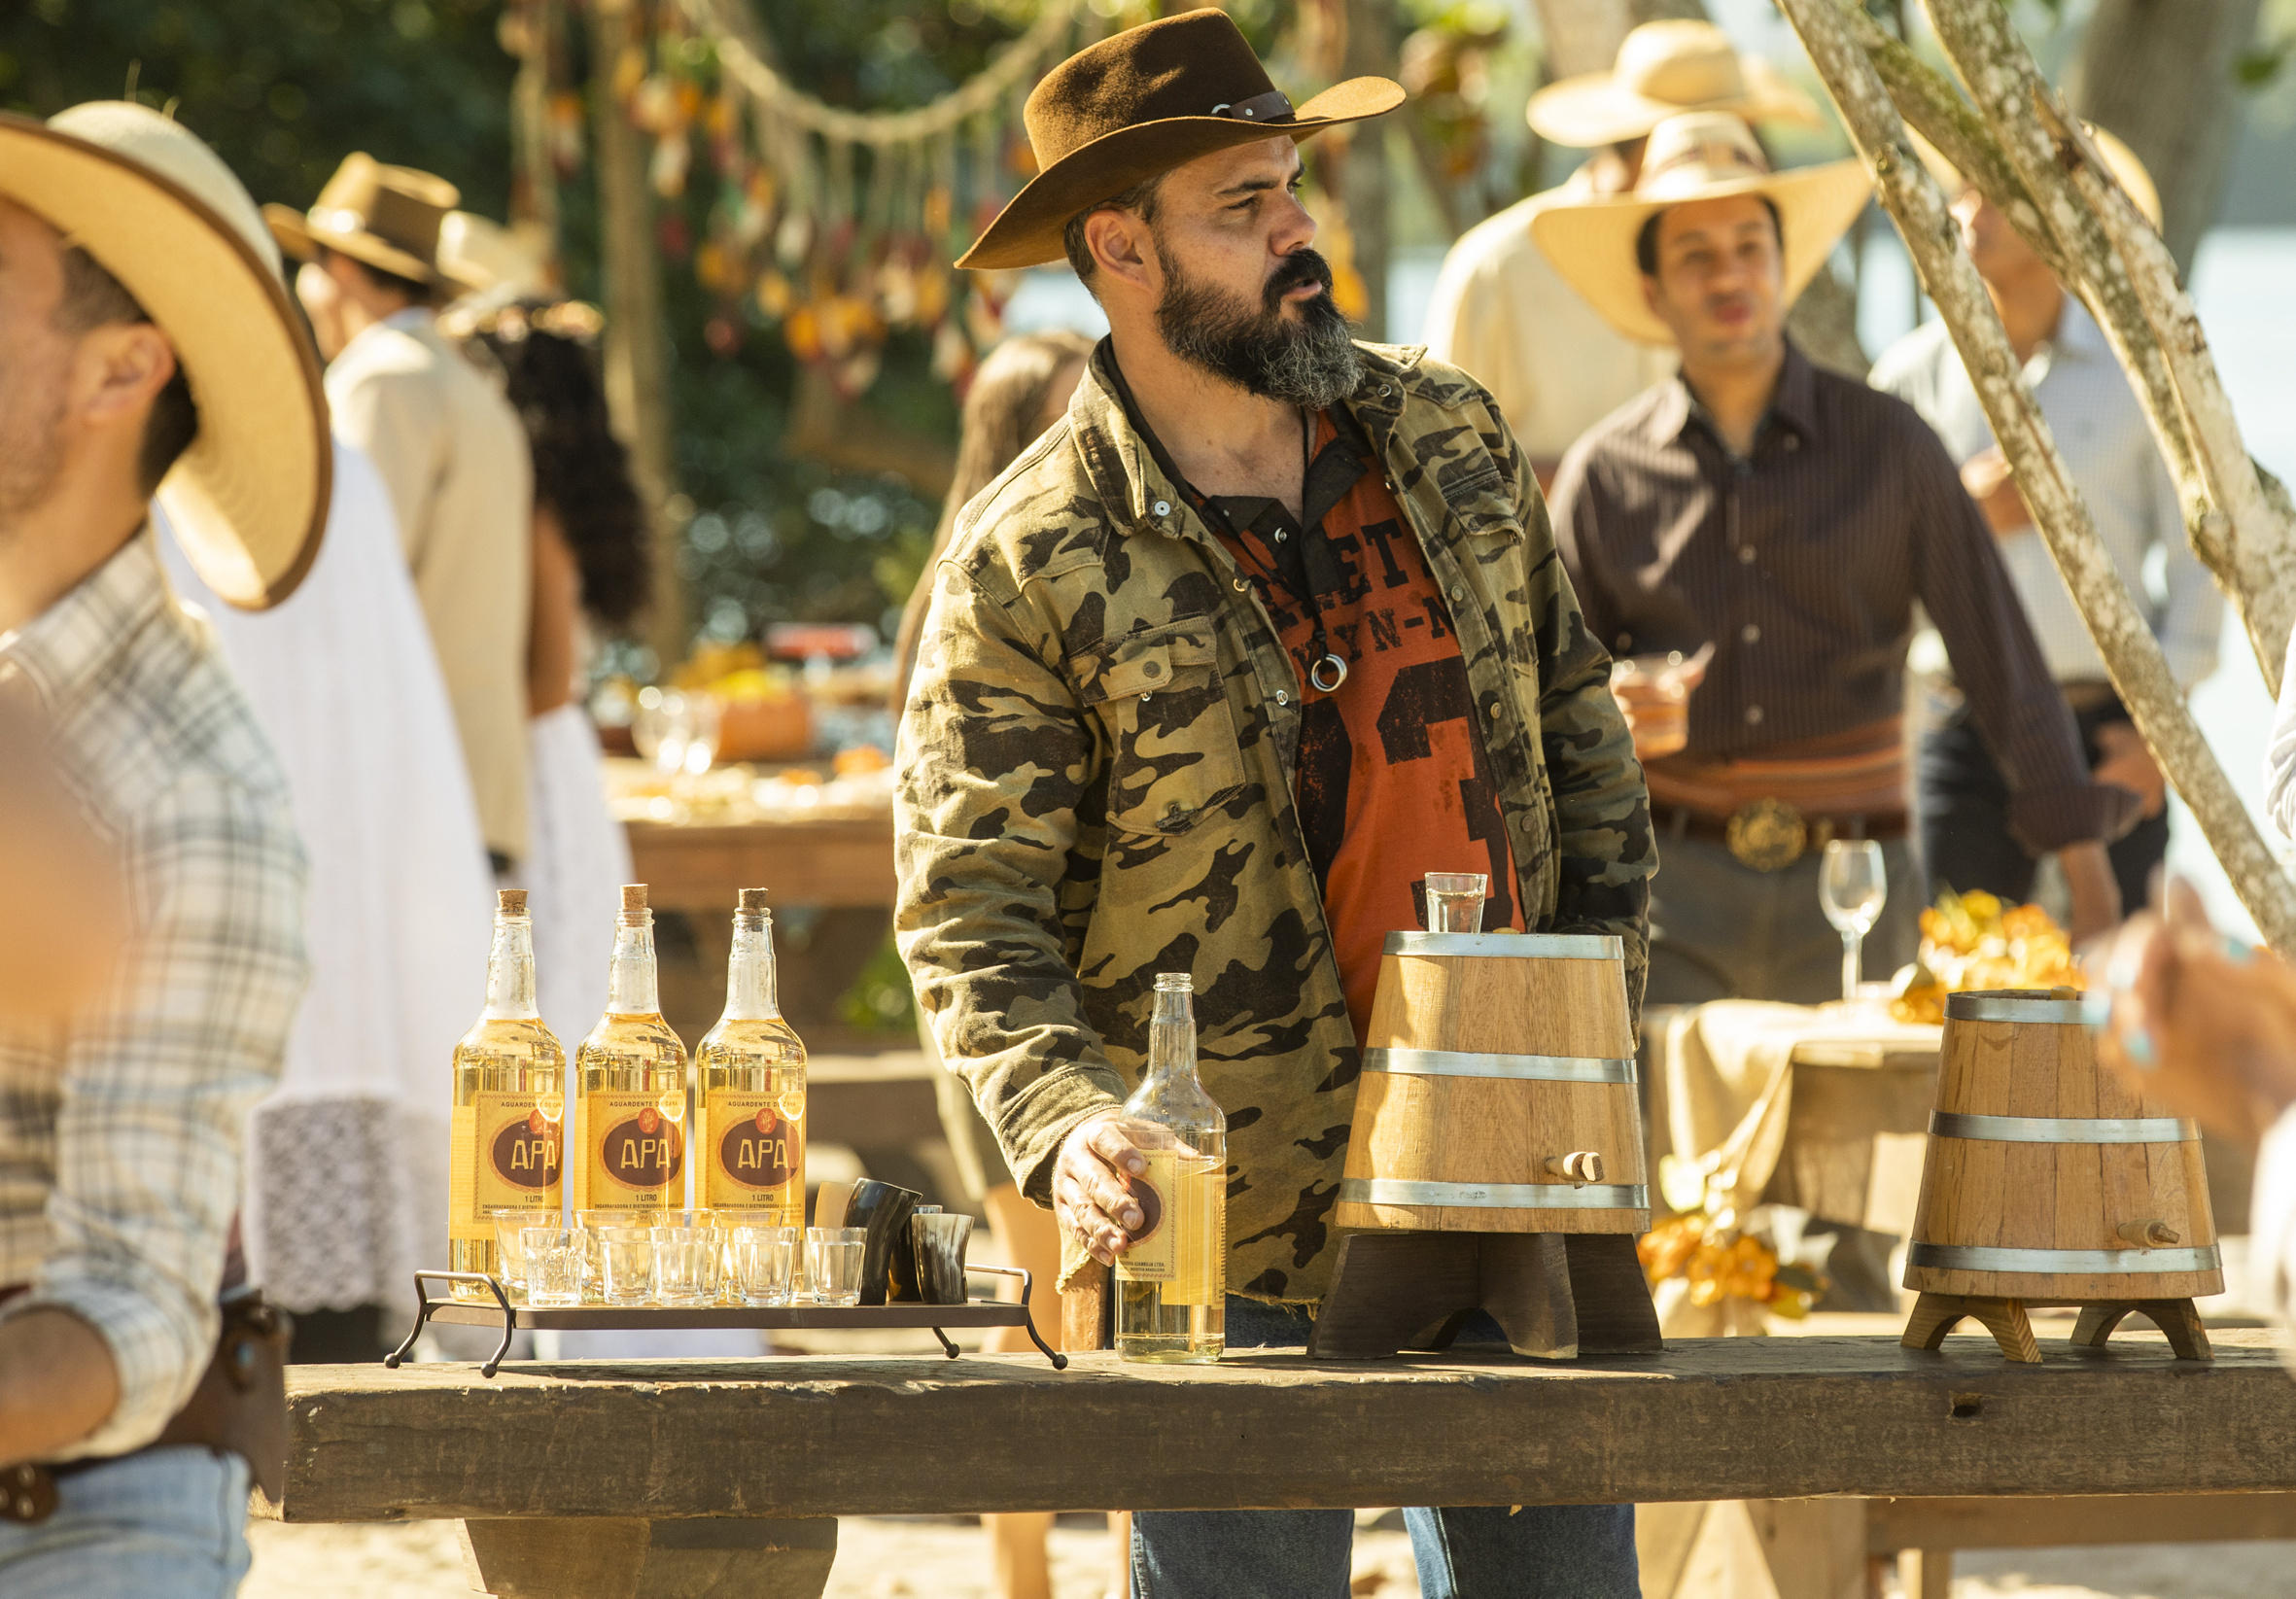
[[894, 340, 1653, 1304]]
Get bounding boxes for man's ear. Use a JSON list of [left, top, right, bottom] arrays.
[[1638, 272, 1664, 321], [1087, 208, 1157, 297], [71, 321, 176, 432]]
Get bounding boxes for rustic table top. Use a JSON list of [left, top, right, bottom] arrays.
[[281, 1330, 2296, 1523]]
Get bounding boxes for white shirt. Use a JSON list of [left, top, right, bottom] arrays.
[[1872, 298, 2221, 691], [1421, 165, 1678, 465]]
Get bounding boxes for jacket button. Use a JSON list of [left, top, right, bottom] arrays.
[[1152, 500, 1172, 517], [1737, 545, 1757, 565], [1143, 660, 1164, 678], [1741, 623, 1760, 644], [1449, 585, 1465, 602], [1275, 690, 1290, 706], [1746, 705, 1764, 726]]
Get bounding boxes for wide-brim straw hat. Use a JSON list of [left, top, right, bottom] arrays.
[[1532, 112, 1871, 347], [0, 103, 329, 609], [264, 152, 484, 293], [1910, 122, 2162, 231], [957, 8, 1404, 272], [1529, 19, 1825, 149]]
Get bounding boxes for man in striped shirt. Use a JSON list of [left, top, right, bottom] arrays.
[[1539, 114, 2134, 1007], [0, 104, 323, 1594]]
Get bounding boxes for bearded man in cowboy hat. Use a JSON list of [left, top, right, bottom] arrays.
[[1422, 19, 1824, 478], [0, 101, 324, 1591], [1871, 134, 2217, 921], [897, 11, 1650, 1592], [266, 156, 536, 877]]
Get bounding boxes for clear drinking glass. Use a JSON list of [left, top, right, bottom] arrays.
[[654, 1225, 721, 1306], [806, 1226, 866, 1306], [1820, 839, 1889, 1003], [521, 1227, 583, 1307], [729, 1224, 801, 1306], [597, 1224, 658, 1305], [1424, 872, 1489, 935], [492, 1208, 561, 1296], [578, 1209, 656, 1304]]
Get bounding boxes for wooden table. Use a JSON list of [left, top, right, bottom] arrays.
[[1762, 1031, 1940, 1235], [623, 813, 893, 921], [278, 1331, 2296, 1597]]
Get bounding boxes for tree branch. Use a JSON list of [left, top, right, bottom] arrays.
[[1923, 0, 2293, 694], [1778, 0, 2296, 955]]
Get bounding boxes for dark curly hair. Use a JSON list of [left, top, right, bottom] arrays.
[[453, 299, 651, 630]]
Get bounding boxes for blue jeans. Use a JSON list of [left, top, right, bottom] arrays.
[[1130, 1301, 1638, 1598], [0, 1446, 252, 1598]]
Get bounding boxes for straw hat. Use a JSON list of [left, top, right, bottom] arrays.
[[1531, 112, 1871, 347], [1528, 20, 1825, 149], [264, 153, 483, 292], [0, 102, 330, 609], [957, 8, 1404, 272], [436, 210, 552, 298], [1911, 123, 2162, 231]]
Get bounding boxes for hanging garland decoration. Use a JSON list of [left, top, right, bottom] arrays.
[[615, 0, 1097, 397]]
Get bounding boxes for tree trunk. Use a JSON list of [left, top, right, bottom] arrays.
[[1777, 0, 2296, 957], [586, 0, 688, 669], [2067, 0, 2264, 276], [1341, 0, 1395, 341]]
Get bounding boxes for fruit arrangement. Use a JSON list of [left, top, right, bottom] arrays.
[[1637, 1211, 1818, 1319], [1892, 887, 2083, 1025]]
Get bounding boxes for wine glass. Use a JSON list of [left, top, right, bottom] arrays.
[[1819, 839, 1888, 1004]]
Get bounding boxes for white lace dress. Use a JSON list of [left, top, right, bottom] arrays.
[[158, 441, 494, 1314]]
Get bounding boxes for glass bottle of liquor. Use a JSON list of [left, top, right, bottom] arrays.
[[449, 889, 566, 1296], [695, 888, 807, 1228], [571, 884, 689, 1215], [1114, 972, 1227, 1363]]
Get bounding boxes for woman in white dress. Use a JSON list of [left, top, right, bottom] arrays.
[[158, 441, 494, 1361]]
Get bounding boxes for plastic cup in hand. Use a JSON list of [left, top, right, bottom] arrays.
[[806, 1226, 867, 1307], [1609, 650, 1705, 759], [597, 1225, 658, 1305], [1820, 838, 1889, 1003], [520, 1227, 583, 1308], [653, 1225, 721, 1306], [729, 1224, 801, 1306], [1424, 872, 1489, 935]]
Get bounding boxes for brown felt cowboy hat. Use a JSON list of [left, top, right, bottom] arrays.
[[1528, 19, 1824, 149], [957, 8, 1404, 272], [264, 153, 485, 293], [0, 102, 330, 609], [1532, 112, 1870, 346]]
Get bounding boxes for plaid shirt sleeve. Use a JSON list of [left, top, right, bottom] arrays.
[[10, 767, 307, 1459]]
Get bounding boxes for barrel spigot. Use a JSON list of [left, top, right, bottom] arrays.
[[2115, 1218, 2179, 1248], [1547, 1151, 1606, 1187]]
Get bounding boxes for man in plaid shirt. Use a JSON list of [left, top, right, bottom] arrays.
[[0, 103, 329, 1593]]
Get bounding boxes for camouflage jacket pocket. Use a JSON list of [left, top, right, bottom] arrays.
[[1075, 620, 1245, 836]]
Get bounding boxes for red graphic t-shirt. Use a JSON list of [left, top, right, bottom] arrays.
[[1201, 410, 1526, 1042]]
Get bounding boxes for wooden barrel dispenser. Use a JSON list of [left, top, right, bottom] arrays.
[[1900, 988, 2219, 1361], [1334, 931, 1650, 1236]]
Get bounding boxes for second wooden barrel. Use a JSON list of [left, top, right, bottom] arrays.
[[1333, 931, 1649, 1235], [1902, 989, 2221, 1302]]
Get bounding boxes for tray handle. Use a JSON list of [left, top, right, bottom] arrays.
[[965, 1263, 1068, 1371], [385, 1270, 517, 1378]]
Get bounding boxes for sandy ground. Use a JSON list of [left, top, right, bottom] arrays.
[[243, 1515, 2296, 1597]]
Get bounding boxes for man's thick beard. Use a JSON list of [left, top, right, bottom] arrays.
[[1153, 242, 1363, 411]]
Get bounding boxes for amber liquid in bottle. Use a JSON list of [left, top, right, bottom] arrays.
[[695, 888, 807, 1228], [449, 889, 566, 1297], [1114, 972, 1227, 1363], [571, 885, 689, 1215]]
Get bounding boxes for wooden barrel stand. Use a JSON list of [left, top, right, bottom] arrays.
[[1309, 932, 1659, 1361], [1900, 991, 2220, 1364]]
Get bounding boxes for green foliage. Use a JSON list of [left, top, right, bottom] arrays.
[[0, 0, 1035, 669]]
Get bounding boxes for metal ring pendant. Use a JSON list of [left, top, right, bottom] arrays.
[[1308, 653, 1348, 693]]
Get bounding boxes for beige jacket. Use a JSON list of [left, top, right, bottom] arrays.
[[329, 311, 534, 861], [1421, 166, 1677, 466]]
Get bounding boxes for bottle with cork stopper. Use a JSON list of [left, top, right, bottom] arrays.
[[694, 887, 808, 1229], [571, 884, 690, 1216], [448, 887, 566, 1296]]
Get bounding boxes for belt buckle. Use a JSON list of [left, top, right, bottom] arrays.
[[0, 1462, 56, 1524], [1725, 797, 1808, 872]]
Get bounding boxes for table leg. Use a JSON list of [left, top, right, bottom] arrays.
[[460, 1515, 838, 1598], [1897, 1547, 1953, 1599]]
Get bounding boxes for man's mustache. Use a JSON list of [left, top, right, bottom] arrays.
[[1263, 250, 1335, 311]]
